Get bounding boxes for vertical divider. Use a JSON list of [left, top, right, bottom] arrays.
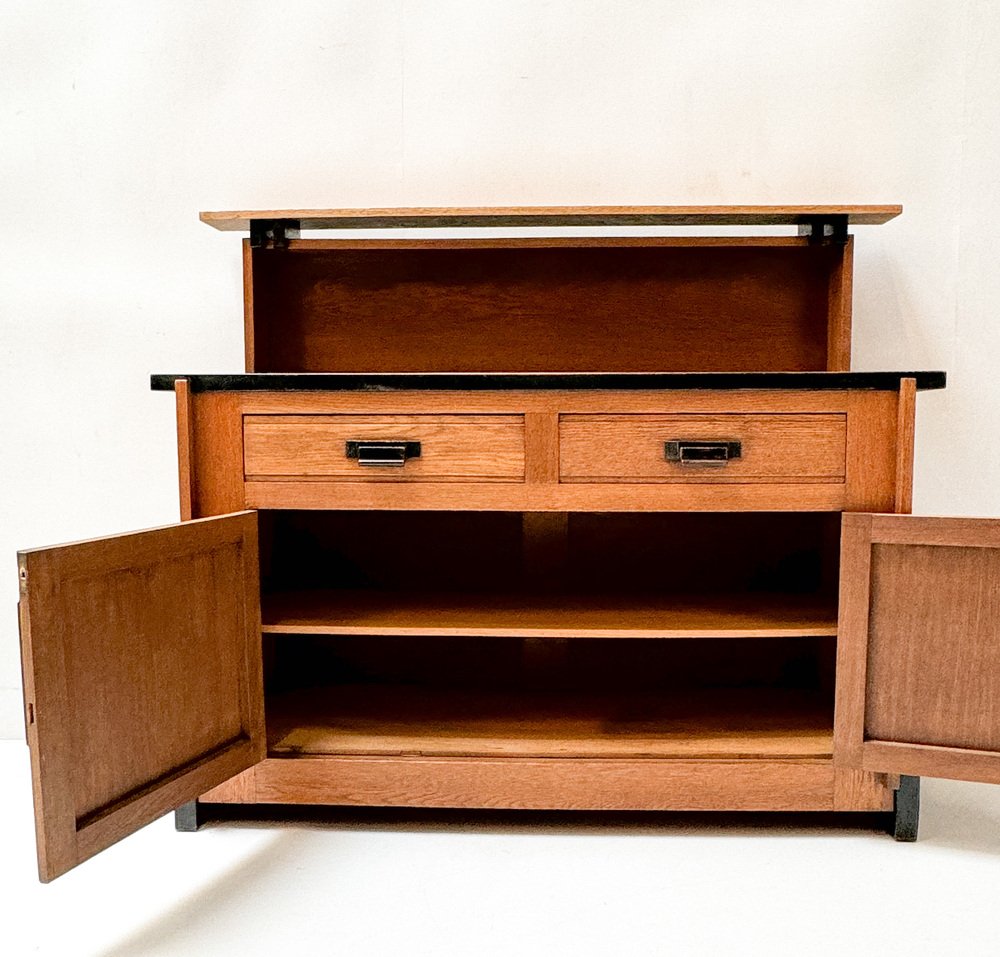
[[522, 512, 569, 592], [521, 512, 570, 687], [522, 408, 567, 684], [524, 410, 560, 485]]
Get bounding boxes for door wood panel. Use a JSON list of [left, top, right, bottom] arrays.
[[835, 513, 1000, 783], [17, 512, 264, 881]]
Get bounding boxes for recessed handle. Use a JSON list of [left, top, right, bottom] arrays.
[[345, 440, 422, 467], [664, 440, 741, 464]]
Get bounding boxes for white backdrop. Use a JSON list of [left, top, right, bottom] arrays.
[[1, 0, 998, 737]]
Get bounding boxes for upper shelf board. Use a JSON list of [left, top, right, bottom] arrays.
[[199, 205, 903, 231]]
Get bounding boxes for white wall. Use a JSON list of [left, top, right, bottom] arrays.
[[1, 0, 998, 737]]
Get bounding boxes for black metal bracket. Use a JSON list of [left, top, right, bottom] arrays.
[[797, 215, 849, 245], [665, 440, 742, 464], [890, 775, 920, 842], [346, 440, 422, 466], [249, 218, 301, 249], [175, 800, 206, 832]]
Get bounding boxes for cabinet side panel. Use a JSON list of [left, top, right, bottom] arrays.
[[175, 379, 194, 521], [826, 238, 853, 371], [894, 378, 916, 513], [190, 393, 246, 517], [844, 392, 897, 511], [243, 239, 255, 372]]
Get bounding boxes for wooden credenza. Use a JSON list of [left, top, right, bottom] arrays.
[[19, 206, 1000, 883]]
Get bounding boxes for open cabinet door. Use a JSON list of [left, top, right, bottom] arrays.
[[17, 512, 264, 882], [836, 513, 1000, 784]]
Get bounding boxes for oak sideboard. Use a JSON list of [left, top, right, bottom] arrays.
[[20, 206, 998, 883]]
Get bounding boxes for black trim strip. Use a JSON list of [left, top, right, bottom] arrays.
[[151, 372, 946, 393]]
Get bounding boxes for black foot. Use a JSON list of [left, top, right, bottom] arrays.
[[890, 775, 920, 841], [175, 800, 206, 832]]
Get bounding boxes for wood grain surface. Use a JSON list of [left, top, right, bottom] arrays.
[[559, 413, 846, 483], [266, 686, 833, 760], [826, 237, 854, 370], [244, 414, 525, 482], [843, 391, 899, 511], [866, 542, 1000, 751], [893, 378, 917, 512], [18, 513, 263, 881], [246, 755, 838, 811], [190, 393, 245, 517], [836, 514, 1000, 785], [246, 241, 846, 373], [187, 388, 903, 513], [261, 590, 838, 639], [201, 204, 903, 230], [175, 378, 194, 520]]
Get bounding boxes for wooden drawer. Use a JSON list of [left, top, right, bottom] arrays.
[[559, 413, 846, 483], [244, 414, 525, 482]]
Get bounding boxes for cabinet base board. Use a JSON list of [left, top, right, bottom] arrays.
[[199, 757, 893, 813]]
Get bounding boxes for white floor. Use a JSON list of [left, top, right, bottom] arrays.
[[3, 740, 1000, 956]]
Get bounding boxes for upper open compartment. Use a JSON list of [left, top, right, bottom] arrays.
[[201, 206, 902, 375]]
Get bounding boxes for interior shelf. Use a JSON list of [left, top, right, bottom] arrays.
[[261, 590, 838, 639], [266, 685, 833, 760]]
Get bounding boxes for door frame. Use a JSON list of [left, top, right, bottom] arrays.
[[835, 512, 1000, 783]]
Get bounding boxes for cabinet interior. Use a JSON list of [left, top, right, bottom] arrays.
[[259, 510, 840, 761], [247, 241, 849, 373]]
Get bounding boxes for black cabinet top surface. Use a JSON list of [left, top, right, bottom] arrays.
[[151, 371, 946, 393]]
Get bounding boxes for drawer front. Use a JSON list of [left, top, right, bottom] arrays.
[[244, 414, 525, 482], [559, 413, 846, 483]]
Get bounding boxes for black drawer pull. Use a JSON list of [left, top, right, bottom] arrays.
[[664, 440, 741, 464], [345, 441, 422, 467]]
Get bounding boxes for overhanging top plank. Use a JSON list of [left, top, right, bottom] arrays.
[[199, 205, 902, 231]]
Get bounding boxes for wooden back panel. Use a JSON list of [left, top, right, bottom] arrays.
[[267, 634, 835, 695], [261, 510, 525, 592], [261, 510, 840, 597], [246, 238, 852, 373], [568, 512, 841, 596]]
